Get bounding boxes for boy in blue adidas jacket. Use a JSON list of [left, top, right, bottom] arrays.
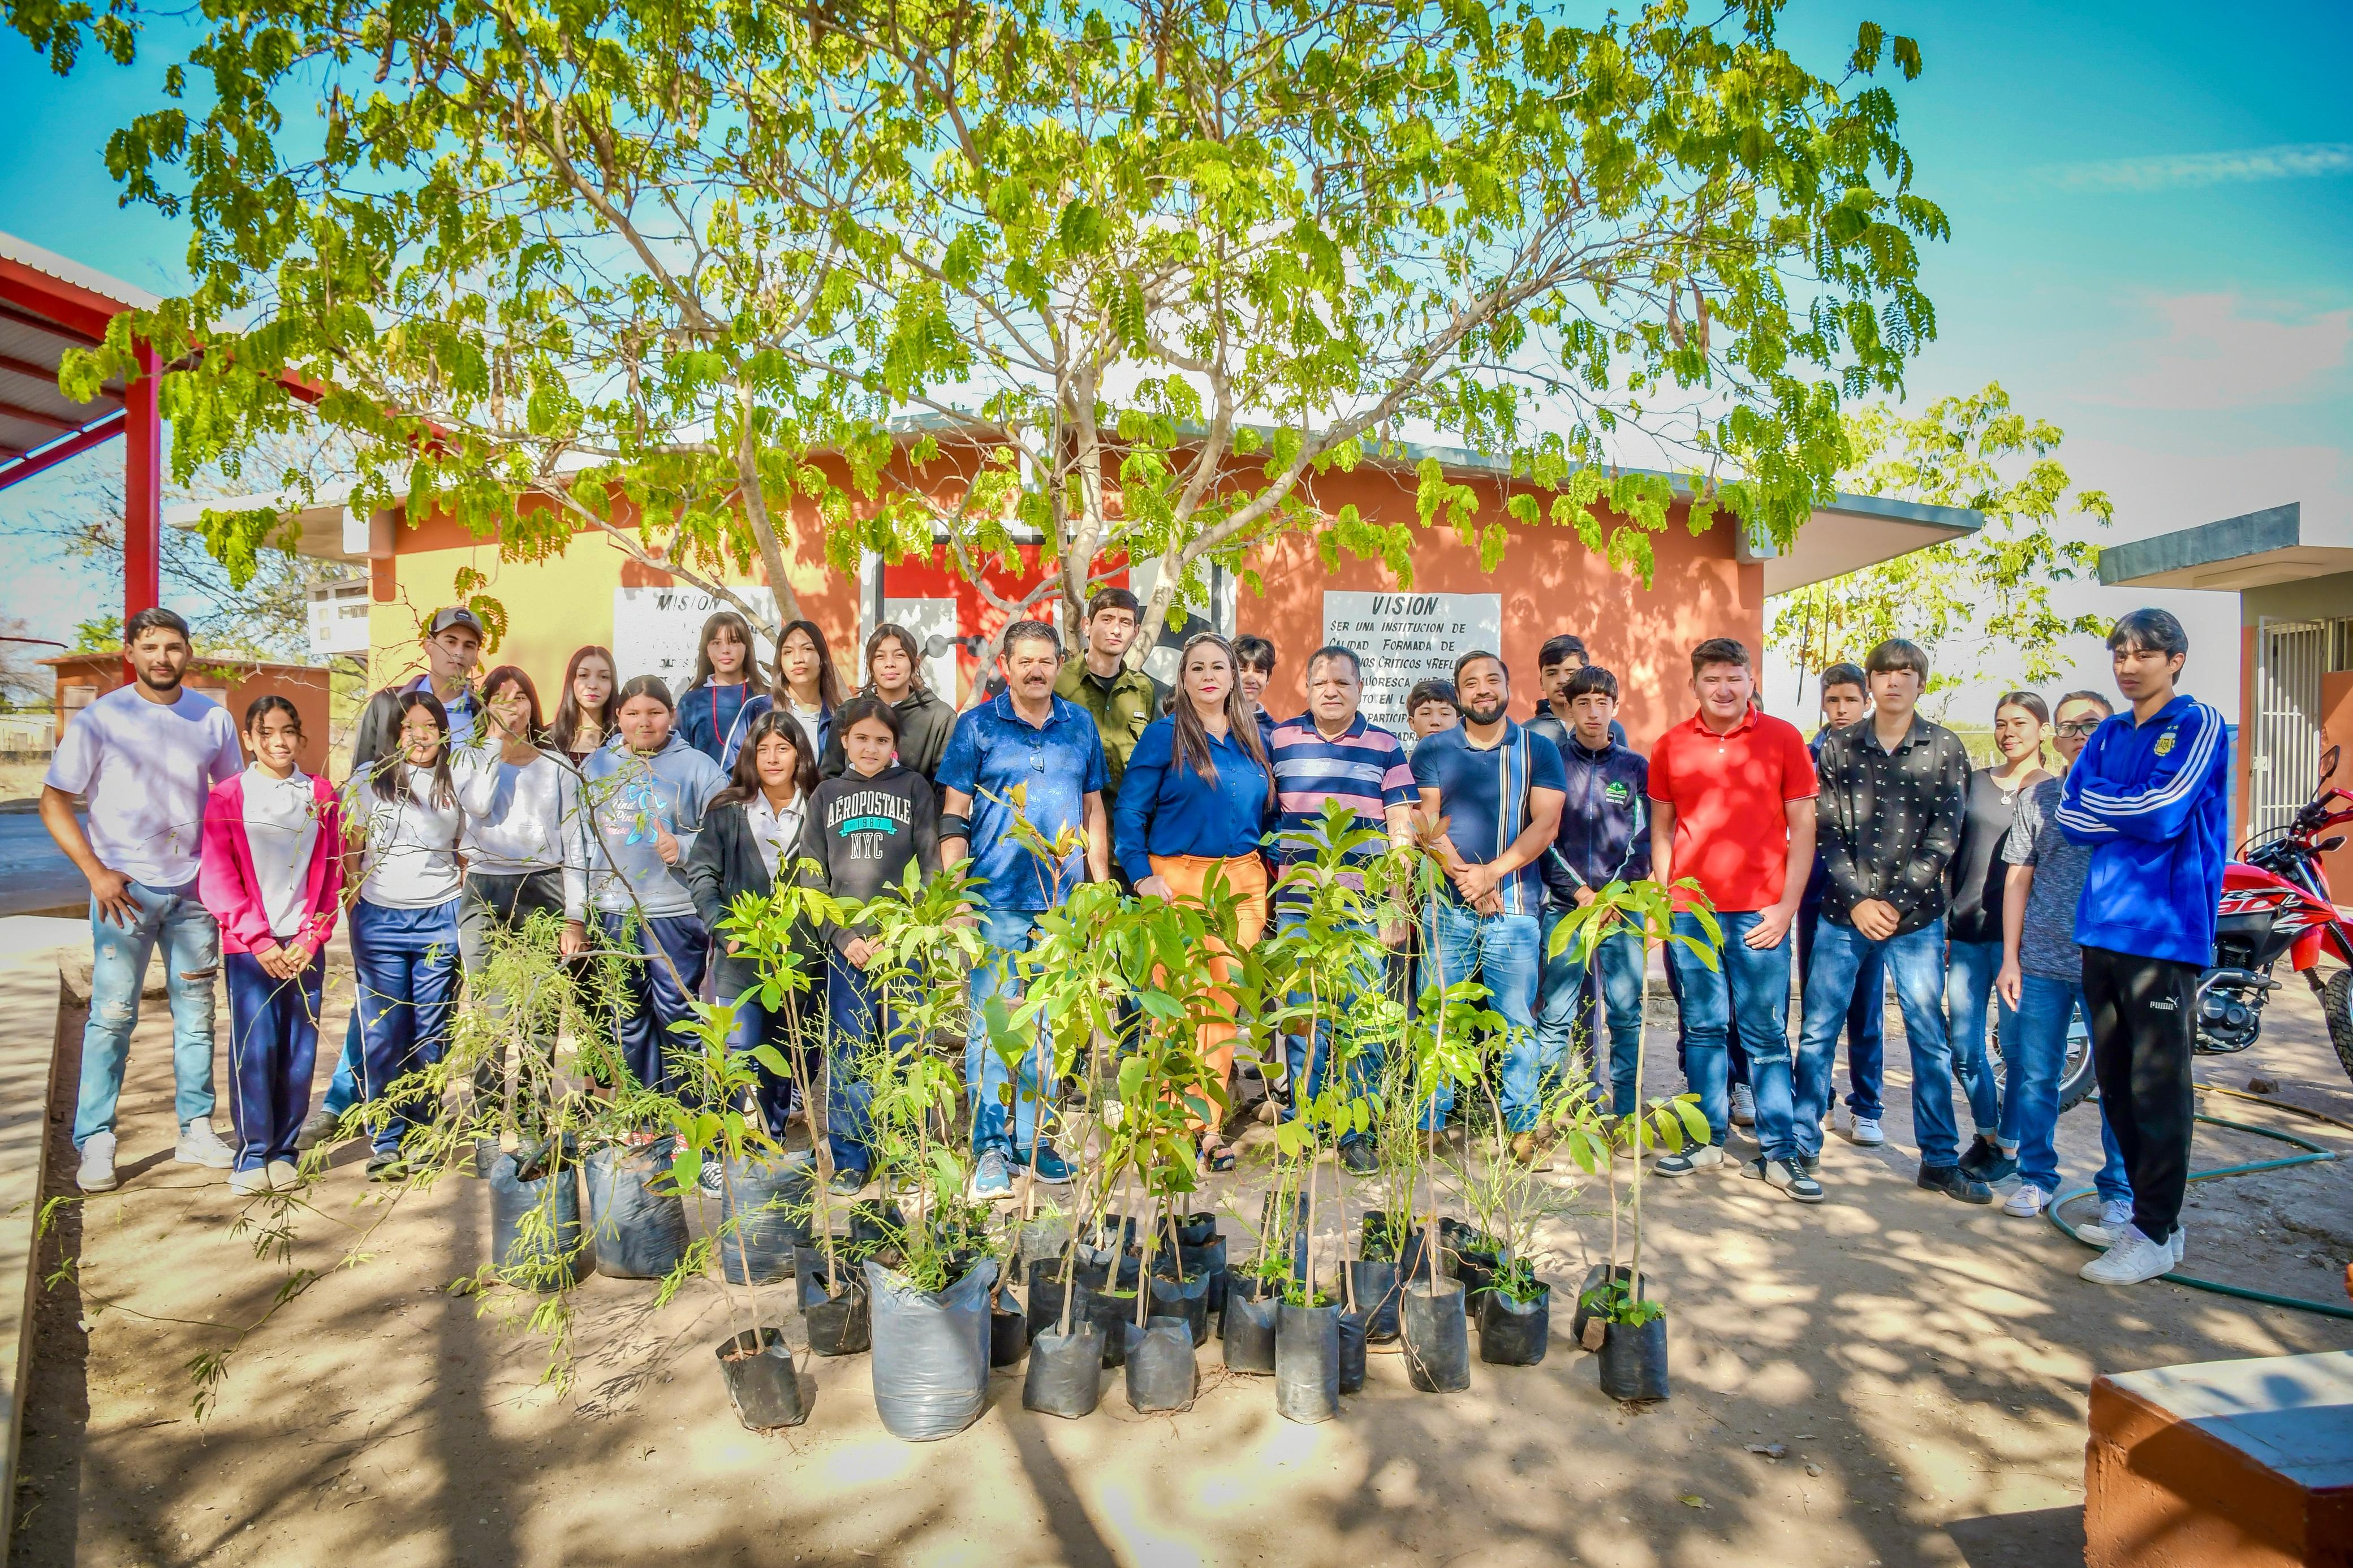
[[1535, 664, 1651, 1115], [2055, 608, 2229, 1287]]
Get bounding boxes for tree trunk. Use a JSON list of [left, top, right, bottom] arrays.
[[734, 378, 805, 636]]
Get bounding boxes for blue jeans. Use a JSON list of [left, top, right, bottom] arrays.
[[598, 910, 709, 1101], [2011, 974, 2132, 1202], [75, 879, 219, 1148], [1536, 910, 1645, 1115], [223, 949, 324, 1170], [1668, 910, 1795, 1157], [1424, 901, 1545, 1131], [1276, 903, 1386, 1133], [322, 1013, 361, 1118], [719, 984, 805, 1143], [1945, 938, 2008, 1139], [350, 897, 463, 1158], [824, 948, 917, 1174], [1795, 918, 1962, 1166], [1796, 900, 1885, 1118], [966, 906, 1051, 1160]]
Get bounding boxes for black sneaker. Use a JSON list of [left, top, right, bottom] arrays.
[[1956, 1134, 2000, 1179], [1338, 1138, 1378, 1177], [1976, 1142, 2019, 1183], [1917, 1163, 1993, 1204], [828, 1166, 868, 1198], [365, 1152, 407, 1183]]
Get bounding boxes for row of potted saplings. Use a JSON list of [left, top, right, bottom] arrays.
[[424, 807, 1710, 1436]]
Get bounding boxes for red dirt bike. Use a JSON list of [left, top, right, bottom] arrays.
[[2203, 745, 2353, 1080]]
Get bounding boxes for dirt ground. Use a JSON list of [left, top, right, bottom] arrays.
[[15, 968, 2353, 1568]]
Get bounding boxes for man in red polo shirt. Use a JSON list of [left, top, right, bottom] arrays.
[[1647, 637, 1822, 1202]]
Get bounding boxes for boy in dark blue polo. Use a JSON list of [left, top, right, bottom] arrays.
[[937, 620, 1110, 1200], [2058, 608, 2229, 1286], [1534, 665, 1649, 1115]]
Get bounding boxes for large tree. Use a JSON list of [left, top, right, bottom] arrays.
[[16, 0, 1945, 650], [1768, 382, 2114, 697]]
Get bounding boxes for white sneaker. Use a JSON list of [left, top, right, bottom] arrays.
[[229, 1167, 271, 1197], [1850, 1116, 1884, 1147], [2170, 1225, 2187, 1267], [265, 1160, 300, 1192], [76, 1131, 119, 1193], [2078, 1198, 2135, 1247], [176, 1118, 235, 1170], [2002, 1183, 2050, 1218], [2079, 1225, 2173, 1285], [1654, 1143, 1727, 1176], [1729, 1085, 1756, 1127]]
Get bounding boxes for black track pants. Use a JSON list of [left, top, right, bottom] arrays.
[[2080, 944, 2199, 1245]]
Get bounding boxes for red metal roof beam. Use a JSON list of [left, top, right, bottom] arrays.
[[0, 396, 84, 432], [0, 407, 128, 492]]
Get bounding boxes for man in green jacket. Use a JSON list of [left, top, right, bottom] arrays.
[[1052, 586, 1166, 818]]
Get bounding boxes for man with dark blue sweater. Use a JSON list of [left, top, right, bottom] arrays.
[[2057, 608, 2230, 1286], [1535, 665, 1650, 1116]]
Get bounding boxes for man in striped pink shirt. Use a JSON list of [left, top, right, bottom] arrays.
[[1264, 645, 1417, 1175]]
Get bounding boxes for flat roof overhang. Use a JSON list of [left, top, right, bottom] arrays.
[[2098, 502, 2353, 591]]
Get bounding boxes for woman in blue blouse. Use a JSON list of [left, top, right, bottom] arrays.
[[1113, 632, 1275, 1169]]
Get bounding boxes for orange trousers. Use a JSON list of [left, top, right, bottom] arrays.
[[1148, 853, 1269, 1130]]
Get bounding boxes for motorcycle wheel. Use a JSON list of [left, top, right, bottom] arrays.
[[2325, 969, 2353, 1087]]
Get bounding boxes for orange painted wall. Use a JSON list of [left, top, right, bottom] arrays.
[[2322, 670, 2353, 899], [2235, 623, 2257, 845], [46, 654, 333, 774], [1238, 466, 1757, 751], [362, 453, 1756, 753]]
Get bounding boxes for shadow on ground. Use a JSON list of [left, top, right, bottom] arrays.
[[12, 979, 2352, 1567]]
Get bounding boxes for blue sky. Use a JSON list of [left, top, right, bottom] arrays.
[[3, 0, 2347, 720]]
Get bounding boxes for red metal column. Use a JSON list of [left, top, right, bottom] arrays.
[[122, 338, 161, 646]]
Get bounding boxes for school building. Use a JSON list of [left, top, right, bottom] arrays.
[[182, 434, 1981, 751]]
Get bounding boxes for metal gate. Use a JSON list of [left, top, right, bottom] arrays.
[[2251, 617, 2327, 839]]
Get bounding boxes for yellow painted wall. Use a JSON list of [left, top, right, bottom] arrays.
[[363, 501, 863, 701], [367, 533, 648, 693]]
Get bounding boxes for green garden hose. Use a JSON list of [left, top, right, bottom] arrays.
[[2046, 1105, 2353, 1321]]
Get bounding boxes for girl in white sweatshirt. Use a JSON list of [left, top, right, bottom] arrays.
[[345, 689, 495, 1178]]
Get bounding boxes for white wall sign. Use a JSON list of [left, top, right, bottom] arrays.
[[613, 586, 778, 693], [1321, 590, 1503, 731]]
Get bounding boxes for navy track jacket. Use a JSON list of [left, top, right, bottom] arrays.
[[1541, 735, 1650, 906], [2055, 693, 2230, 968]]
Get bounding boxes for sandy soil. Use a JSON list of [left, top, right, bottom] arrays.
[[14, 969, 2353, 1568]]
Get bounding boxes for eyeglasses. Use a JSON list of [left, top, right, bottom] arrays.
[[2055, 720, 2101, 737]]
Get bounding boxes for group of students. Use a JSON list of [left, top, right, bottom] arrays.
[[45, 604, 954, 1199], [45, 589, 2226, 1291]]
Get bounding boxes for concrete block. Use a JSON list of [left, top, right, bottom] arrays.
[[2087, 1350, 2353, 1567]]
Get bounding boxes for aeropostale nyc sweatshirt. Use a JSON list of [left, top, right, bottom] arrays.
[[799, 763, 942, 948]]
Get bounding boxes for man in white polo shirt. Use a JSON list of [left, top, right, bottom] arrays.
[[40, 608, 244, 1191]]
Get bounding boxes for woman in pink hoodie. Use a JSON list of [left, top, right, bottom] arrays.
[[198, 696, 344, 1195]]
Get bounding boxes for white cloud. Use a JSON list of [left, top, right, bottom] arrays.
[[2090, 293, 2353, 412], [2049, 141, 2353, 192]]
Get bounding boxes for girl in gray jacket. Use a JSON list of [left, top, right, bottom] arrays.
[[562, 676, 727, 1104]]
